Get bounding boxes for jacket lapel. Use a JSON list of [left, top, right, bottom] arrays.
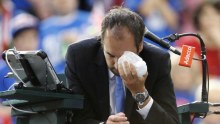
[[124, 89, 135, 118], [92, 43, 137, 119], [93, 46, 110, 119]]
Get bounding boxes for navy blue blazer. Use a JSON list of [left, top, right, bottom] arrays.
[[65, 37, 179, 124]]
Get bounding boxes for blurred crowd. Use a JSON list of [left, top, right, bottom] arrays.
[[0, 0, 220, 124]]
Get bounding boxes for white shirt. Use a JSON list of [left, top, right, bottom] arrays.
[[108, 70, 154, 119]]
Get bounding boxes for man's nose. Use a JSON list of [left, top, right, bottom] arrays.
[[114, 57, 118, 69]]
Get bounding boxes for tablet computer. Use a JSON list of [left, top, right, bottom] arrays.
[[2, 50, 61, 90]]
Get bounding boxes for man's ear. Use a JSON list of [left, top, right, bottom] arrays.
[[138, 42, 144, 53]]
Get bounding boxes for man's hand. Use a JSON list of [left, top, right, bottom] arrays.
[[106, 112, 130, 124], [118, 61, 148, 94]]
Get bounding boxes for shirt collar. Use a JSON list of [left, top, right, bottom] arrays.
[[108, 69, 115, 80]]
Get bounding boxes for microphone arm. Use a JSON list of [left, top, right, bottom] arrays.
[[167, 33, 208, 102], [143, 30, 208, 102], [144, 30, 181, 55], [162, 32, 212, 124]]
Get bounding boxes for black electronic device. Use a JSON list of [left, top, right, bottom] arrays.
[[2, 50, 61, 90]]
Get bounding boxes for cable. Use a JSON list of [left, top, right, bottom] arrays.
[[4, 49, 26, 86], [5, 83, 37, 114], [165, 33, 209, 101], [7, 82, 17, 91], [164, 33, 210, 121], [163, 33, 206, 62], [4, 76, 56, 122], [1, 65, 34, 114], [197, 55, 209, 119], [206, 59, 209, 103], [198, 59, 210, 119], [3, 49, 69, 120]]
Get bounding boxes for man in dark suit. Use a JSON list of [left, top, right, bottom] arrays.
[[65, 7, 179, 124]]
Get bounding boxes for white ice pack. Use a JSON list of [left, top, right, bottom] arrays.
[[118, 51, 148, 78]]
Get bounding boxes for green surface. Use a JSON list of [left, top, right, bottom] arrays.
[[0, 87, 83, 103], [178, 102, 209, 124]]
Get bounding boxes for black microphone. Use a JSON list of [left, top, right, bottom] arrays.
[[144, 28, 181, 55]]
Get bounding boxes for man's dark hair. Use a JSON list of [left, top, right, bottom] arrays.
[[101, 7, 145, 51], [193, 1, 220, 30]]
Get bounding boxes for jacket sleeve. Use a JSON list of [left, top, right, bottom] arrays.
[[65, 45, 103, 124], [144, 53, 179, 124]]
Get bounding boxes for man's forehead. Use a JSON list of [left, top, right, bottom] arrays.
[[105, 26, 132, 40], [110, 26, 124, 35]]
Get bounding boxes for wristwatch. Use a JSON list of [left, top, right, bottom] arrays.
[[133, 89, 149, 105]]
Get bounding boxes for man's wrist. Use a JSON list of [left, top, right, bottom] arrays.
[[137, 96, 151, 109], [132, 89, 149, 106]]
